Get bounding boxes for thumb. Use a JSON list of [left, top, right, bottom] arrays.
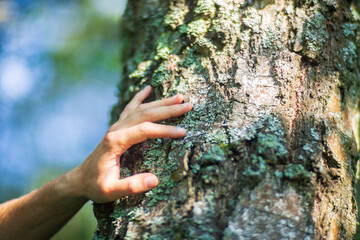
[[110, 173, 159, 199]]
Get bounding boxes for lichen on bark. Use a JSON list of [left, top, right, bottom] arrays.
[[94, 0, 360, 239]]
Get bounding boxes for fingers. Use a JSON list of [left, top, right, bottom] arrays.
[[121, 122, 187, 147], [108, 173, 159, 199], [139, 94, 184, 110], [120, 86, 152, 120], [127, 102, 192, 127], [120, 86, 187, 122]]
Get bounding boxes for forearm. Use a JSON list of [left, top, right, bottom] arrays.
[[0, 87, 191, 239], [0, 171, 88, 240]]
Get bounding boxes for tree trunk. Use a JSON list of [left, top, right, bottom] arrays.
[[94, 0, 360, 239]]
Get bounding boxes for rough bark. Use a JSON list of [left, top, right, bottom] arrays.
[[94, 0, 360, 239]]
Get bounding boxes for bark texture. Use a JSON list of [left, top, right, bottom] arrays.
[[94, 0, 360, 239]]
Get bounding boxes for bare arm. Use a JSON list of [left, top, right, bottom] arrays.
[[0, 173, 88, 240], [0, 86, 192, 240]]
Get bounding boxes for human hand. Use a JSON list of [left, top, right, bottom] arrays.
[[69, 86, 192, 203]]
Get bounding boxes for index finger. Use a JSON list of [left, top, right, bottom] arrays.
[[120, 86, 152, 120], [138, 94, 184, 111], [127, 102, 192, 127]]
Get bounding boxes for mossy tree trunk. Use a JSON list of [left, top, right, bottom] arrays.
[[94, 0, 360, 239]]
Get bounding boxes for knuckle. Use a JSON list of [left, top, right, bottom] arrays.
[[140, 109, 153, 120], [103, 131, 116, 146], [138, 122, 151, 134], [136, 104, 145, 112], [98, 181, 112, 196], [127, 181, 138, 195], [103, 130, 126, 150]]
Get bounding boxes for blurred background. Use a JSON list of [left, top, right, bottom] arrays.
[[1, 1, 360, 239], [0, 0, 127, 239]]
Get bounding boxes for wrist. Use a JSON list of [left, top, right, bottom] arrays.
[[60, 168, 89, 203]]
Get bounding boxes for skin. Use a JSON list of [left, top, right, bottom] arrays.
[[0, 86, 192, 240]]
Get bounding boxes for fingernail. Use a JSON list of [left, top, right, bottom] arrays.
[[177, 127, 186, 134], [145, 175, 158, 189], [183, 95, 190, 103], [184, 102, 192, 108], [176, 94, 183, 100]]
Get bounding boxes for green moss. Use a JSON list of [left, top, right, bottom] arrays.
[[124, 230, 135, 240], [202, 165, 220, 184], [302, 10, 328, 59], [153, 30, 183, 62], [146, 234, 164, 240], [210, 6, 241, 46], [119, 167, 132, 178], [155, 45, 171, 60], [301, 128, 322, 161], [195, 0, 216, 19], [263, 26, 279, 48], [93, 236, 106, 240], [243, 154, 267, 176], [303, 143, 315, 153], [191, 163, 201, 173], [191, 191, 217, 226], [242, 8, 262, 33], [180, 47, 201, 69], [187, 19, 211, 38], [151, 62, 169, 87], [324, 0, 336, 8], [196, 234, 217, 240], [274, 169, 284, 186], [257, 132, 288, 158], [154, 32, 172, 60], [244, 125, 257, 140], [128, 141, 185, 209], [194, 37, 216, 55], [283, 164, 312, 180], [206, 130, 229, 144], [342, 23, 358, 37], [343, 41, 357, 66], [127, 207, 147, 221], [352, 1, 360, 19], [203, 145, 226, 163], [129, 60, 153, 78], [183, 99, 227, 130], [146, 177, 177, 206], [238, 29, 251, 49], [255, 116, 287, 164], [267, 116, 285, 135], [164, 4, 188, 30], [310, 128, 321, 141]]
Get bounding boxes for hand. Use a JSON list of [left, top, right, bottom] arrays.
[[69, 86, 192, 203]]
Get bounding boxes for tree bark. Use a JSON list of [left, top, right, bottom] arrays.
[[94, 0, 360, 239]]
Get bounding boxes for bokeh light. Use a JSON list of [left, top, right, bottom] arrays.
[[0, 0, 127, 239]]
